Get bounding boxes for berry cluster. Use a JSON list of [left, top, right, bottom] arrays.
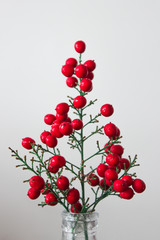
[[10, 40, 146, 213]]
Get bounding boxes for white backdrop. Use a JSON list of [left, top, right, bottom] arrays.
[[0, 1, 160, 240]]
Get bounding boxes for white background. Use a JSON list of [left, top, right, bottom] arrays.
[[0, 0, 160, 240]]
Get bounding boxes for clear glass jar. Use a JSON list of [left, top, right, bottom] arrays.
[[61, 211, 99, 240]]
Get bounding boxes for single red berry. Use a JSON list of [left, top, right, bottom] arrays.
[[45, 135, 57, 148], [80, 78, 93, 92], [44, 114, 56, 125], [104, 123, 117, 138], [104, 178, 113, 186], [113, 179, 128, 192], [110, 144, 124, 156], [86, 71, 94, 80], [22, 137, 35, 150], [99, 179, 110, 190], [104, 169, 118, 181], [48, 163, 59, 173], [59, 122, 73, 136], [40, 131, 51, 144], [65, 117, 72, 123], [29, 176, 45, 190], [132, 179, 146, 193], [56, 113, 67, 122], [28, 188, 40, 200], [120, 188, 134, 200], [84, 60, 96, 72], [120, 158, 130, 170], [74, 40, 86, 53], [116, 128, 121, 137], [122, 175, 133, 186], [75, 64, 88, 78], [50, 155, 66, 168], [67, 188, 80, 204], [56, 103, 69, 115], [73, 96, 87, 109], [61, 64, 74, 77], [57, 176, 69, 191], [104, 142, 112, 153], [100, 104, 114, 117], [87, 174, 99, 186], [106, 153, 120, 166], [65, 58, 77, 67], [71, 119, 83, 130], [71, 202, 82, 213], [108, 164, 121, 174], [53, 119, 62, 125], [51, 124, 63, 138], [97, 164, 108, 177], [41, 183, 51, 195], [66, 77, 78, 88], [45, 192, 58, 206]]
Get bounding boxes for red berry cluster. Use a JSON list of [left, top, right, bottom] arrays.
[[86, 108, 146, 199], [11, 40, 146, 214]]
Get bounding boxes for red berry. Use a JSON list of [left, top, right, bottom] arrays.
[[104, 178, 113, 186], [104, 123, 117, 138], [120, 188, 134, 200], [100, 104, 114, 117], [106, 153, 120, 166], [110, 145, 124, 156], [104, 142, 111, 153], [87, 174, 99, 186], [75, 64, 88, 78], [113, 179, 128, 192], [65, 58, 77, 67], [45, 192, 58, 206], [104, 169, 118, 181], [41, 183, 51, 195], [74, 40, 86, 53], [122, 175, 133, 186], [61, 65, 74, 77], [84, 60, 96, 72], [67, 188, 80, 204], [50, 155, 66, 168], [73, 96, 87, 109], [29, 176, 45, 190], [66, 77, 78, 88], [51, 124, 63, 138], [97, 164, 108, 177], [86, 71, 94, 80], [53, 119, 62, 125], [28, 188, 40, 200], [45, 135, 57, 148], [71, 202, 82, 213], [22, 137, 35, 150], [116, 128, 121, 137], [56, 113, 67, 122], [132, 179, 146, 193], [99, 179, 110, 190], [48, 163, 59, 173], [44, 114, 56, 125], [66, 117, 72, 123], [57, 176, 69, 191], [40, 131, 51, 144], [71, 119, 83, 130], [108, 164, 121, 174], [56, 103, 69, 115], [59, 122, 73, 136], [120, 158, 130, 170], [80, 78, 93, 92]]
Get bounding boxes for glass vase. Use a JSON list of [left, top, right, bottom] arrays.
[[61, 211, 99, 240]]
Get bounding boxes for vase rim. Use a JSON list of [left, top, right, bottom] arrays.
[[62, 210, 99, 217]]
